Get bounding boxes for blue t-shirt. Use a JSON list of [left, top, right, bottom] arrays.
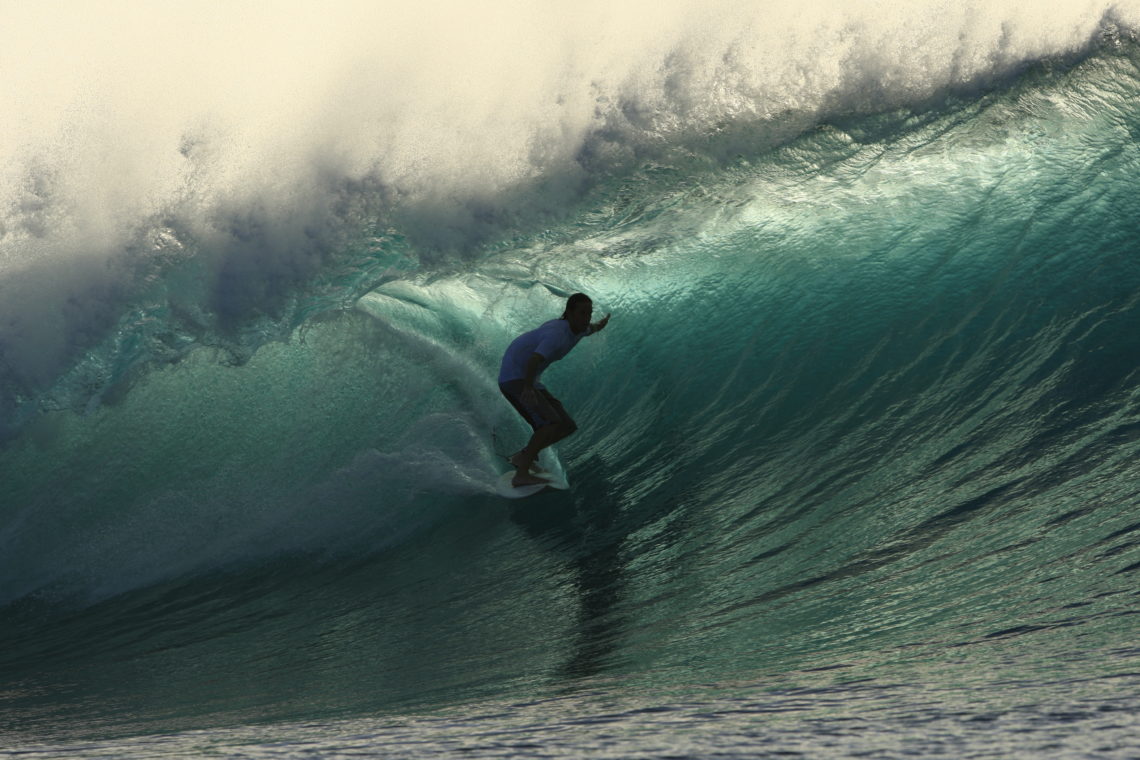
[[498, 319, 588, 387]]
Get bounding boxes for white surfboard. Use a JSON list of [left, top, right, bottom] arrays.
[[494, 468, 569, 498]]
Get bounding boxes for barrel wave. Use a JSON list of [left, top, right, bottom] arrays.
[[2, 3, 1140, 753]]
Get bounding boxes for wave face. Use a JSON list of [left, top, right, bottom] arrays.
[[2, 0, 1140, 744]]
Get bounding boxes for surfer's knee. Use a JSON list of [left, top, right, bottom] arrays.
[[562, 418, 578, 437]]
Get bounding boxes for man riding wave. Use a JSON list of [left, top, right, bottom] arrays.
[[498, 293, 610, 486]]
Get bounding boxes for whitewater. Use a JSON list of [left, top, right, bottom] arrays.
[[2, 1, 1140, 757]]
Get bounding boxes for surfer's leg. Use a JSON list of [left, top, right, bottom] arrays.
[[511, 390, 577, 483], [499, 383, 579, 485], [509, 392, 576, 470], [538, 390, 577, 445], [508, 450, 545, 472], [500, 381, 563, 485], [512, 424, 563, 484]]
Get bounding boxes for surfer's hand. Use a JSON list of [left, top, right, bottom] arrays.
[[592, 313, 611, 333]]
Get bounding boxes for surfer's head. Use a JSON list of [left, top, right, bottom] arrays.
[[562, 293, 593, 333]]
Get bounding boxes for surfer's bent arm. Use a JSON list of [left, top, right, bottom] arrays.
[[589, 313, 611, 334], [522, 353, 545, 393]]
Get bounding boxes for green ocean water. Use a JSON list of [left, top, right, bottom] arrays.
[[2, 7, 1140, 757]]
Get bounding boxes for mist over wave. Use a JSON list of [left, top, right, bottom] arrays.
[[2, 0, 1137, 425]]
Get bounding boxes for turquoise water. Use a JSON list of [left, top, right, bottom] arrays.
[[2, 4, 1140, 756]]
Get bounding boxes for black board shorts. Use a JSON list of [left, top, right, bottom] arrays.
[[499, 380, 574, 430]]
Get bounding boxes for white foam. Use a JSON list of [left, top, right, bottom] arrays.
[[0, 0, 1134, 394], [3, 0, 1130, 243]]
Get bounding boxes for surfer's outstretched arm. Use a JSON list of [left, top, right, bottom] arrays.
[[589, 313, 611, 334]]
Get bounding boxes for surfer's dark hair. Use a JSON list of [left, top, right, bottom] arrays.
[[562, 292, 592, 317]]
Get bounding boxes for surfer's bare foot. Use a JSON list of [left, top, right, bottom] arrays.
[[512, 471, 550, 488]]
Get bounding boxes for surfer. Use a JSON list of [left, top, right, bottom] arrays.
[[499, 293, 610, 486]]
